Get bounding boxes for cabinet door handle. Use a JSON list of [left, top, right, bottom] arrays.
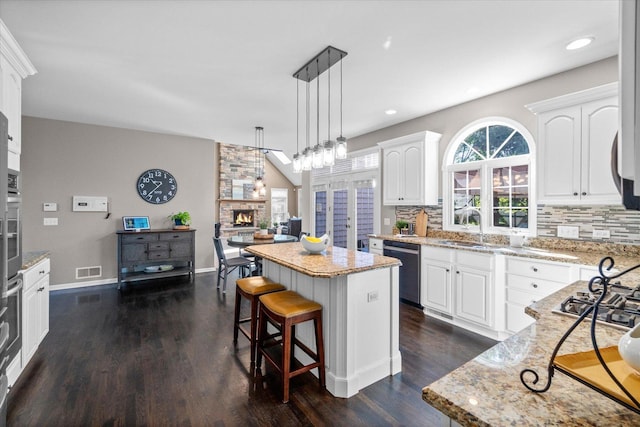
[[7, 135, 13, 141], [445, 269, 450, 272], [173, 235, 180, 238], [39, 270, 46, 274], [37, 286, 45, 292], [532, 267, 538, 272], [582, 192, 587, 196], [136, 237, 144, 240], [456, 271, 460, 274], [573, 192, 578, 196], [531, 283, 538, 289]]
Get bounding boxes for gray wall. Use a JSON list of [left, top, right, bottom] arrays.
[[21, 117, 216, 286]]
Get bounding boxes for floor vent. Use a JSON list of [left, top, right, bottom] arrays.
[[77, 294, 101, 304], [76, 266, 102, 280]]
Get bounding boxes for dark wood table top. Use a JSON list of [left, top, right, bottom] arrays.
[[226, 234, 297, 248]]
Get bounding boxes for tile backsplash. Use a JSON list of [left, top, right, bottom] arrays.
[[395, 203, 640, 245]]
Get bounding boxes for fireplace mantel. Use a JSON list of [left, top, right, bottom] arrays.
[[219, 199, 266, 203]]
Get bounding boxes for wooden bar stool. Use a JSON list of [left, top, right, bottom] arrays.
[[234, 276, 286, 364], [256, 290, 325, 403]]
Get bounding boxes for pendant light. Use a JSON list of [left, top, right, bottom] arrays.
[[292, 79, 302, 173], [253, 126, 266, 198], [335, 53, 348, 160], [323, 49, 335, 167], [292, 46, 348, 172]]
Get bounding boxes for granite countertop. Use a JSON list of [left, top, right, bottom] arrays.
[[373, 233, 640, 270], [246, 242, 401, 278], [422, 272, 640, 426], [22, 250, 50, 270]]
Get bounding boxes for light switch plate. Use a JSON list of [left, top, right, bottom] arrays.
[[44, 217, 58, 226], [43, 202, 57, 212], [557, 225, 579, 239]]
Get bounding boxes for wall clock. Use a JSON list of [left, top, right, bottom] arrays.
[[137, 169, 177, 204]]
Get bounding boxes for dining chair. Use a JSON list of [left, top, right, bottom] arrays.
[[213, 237, 252, 292], [237, 230, 255, 258]]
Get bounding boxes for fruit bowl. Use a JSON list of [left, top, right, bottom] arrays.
[[300, 234, 330, 254]]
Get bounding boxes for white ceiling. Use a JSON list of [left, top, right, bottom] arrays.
[[0, 1, 619, 185]]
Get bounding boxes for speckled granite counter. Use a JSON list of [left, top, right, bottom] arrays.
[[422, 273, 640, 426], [375, 233, 640, 269], [22, 250, 50, 270], [246, 242, 401, 278]]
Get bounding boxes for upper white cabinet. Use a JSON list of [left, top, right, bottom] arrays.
[[378, 130, 441, 206], [0, 19, 37, 165], [527, 83, 620, 205]]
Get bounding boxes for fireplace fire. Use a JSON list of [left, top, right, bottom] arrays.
[[233, 209, 254, 227]]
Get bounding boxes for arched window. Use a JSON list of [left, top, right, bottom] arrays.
[[443, 118, 536, 236]]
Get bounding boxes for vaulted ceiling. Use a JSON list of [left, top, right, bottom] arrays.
[[1, 1, 619, 185]]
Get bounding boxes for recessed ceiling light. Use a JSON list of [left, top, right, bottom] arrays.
[[385, 109, 397, 115], [272, 150, 291, 165], [383, 36, 392, 50], [566, 37, 594, 50]]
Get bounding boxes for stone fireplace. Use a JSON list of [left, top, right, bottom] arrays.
[[232, 209, 255, 227]]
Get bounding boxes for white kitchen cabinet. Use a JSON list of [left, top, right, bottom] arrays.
[[22, 257, 50, 368], [454, 252, 493, 328], [0, 19, 37, 168], [504, 256, 572, 334], [422, 246, 494, 330], [369, 237, 383, 255], [378, 130, 441, 206], [527, 83, 619, 205], [421, 246, 453, 314]]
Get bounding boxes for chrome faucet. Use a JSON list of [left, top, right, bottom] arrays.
[[456, 206, 484, 244]]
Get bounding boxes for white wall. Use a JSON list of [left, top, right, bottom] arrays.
[[21, 117, 216, 286]]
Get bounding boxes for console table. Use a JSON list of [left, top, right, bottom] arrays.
[[116, 229, 196, 288]]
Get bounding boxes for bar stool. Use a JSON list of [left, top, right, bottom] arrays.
[[234, 276, 286, 364], [256, 290, 325, 403]]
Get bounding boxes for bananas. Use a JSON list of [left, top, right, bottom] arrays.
[[305, 236, 322, 243]]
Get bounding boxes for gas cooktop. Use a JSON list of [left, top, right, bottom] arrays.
[[553, 282, 640, 331]]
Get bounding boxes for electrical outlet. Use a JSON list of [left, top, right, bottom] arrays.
[[383, 218, 391, 226], [593, 229, 611, 239], [367, 291, 379, 302], [557, 225, 579, 239]]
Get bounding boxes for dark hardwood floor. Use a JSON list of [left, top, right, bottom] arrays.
[[7, 272, 496, 426]]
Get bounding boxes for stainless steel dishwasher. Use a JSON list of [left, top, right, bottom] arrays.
[[383, 240, 421, 307]]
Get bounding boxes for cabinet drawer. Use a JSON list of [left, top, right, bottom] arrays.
[[507, 273, 568, 297], [23, 258, 50, 289], [507, 288, 541, 306], [148, 250, 170, 260], [148, 242, 169, 251], [506, 257, 572, 282], [370, 238, 383, 251], [121, 233, 157, 243], [422, 246, 452, 263], [506, 302, 535, 333], [456, 251, 492, 271], [159, 232, 192, 242]]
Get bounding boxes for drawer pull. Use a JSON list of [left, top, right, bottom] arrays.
[[446, 269, 450, 273], [39, 270, 46, 274], [532, 267, 538, 272], [531, 283, 538, 289], [37, 286, 45, 292]]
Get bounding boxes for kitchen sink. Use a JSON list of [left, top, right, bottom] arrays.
[[434, 239, 578, 260]]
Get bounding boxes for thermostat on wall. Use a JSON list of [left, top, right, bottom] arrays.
[[72, 196, 108, 212]]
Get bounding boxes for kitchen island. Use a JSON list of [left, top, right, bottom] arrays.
[[246, 242, 402, 398], [422, 266, 640, 426]]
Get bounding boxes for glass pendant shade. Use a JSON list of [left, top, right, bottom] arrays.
[[302, 147, 313, 171], [312, 143, 324, 169], [323, 140, 335, 166], [259, 186, 266, 196], [335, 136, 348, 159], [292, 153, 302, 173]]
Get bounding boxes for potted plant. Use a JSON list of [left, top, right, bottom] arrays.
[[257, 217, 270, 235], [395, 220, 409, 235], [169, 211, 191, 229]]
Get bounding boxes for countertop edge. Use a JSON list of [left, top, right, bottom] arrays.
[[21, 250, 50, 270]]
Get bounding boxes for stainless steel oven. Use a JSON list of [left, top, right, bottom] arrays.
[[6, 169, 20, 280], [6, 275, 22, 364]]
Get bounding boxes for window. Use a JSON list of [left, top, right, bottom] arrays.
[[443, 118, 536, 236], [270, 188, 288, 224]]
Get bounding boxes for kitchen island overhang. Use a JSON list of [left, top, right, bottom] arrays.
[[246, 242, 402, 398]]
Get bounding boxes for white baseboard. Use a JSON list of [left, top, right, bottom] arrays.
[[50, 267, 218, 291]]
